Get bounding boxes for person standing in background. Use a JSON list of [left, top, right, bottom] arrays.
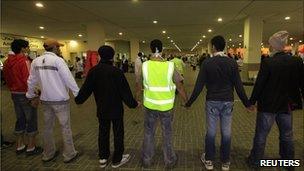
[[135, 52, 144, 100], [75, 57, 83, 79]]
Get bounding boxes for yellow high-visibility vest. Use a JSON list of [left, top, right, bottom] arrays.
[[142, 60, 176, 111]]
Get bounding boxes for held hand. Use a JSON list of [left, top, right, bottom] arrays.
[[29, 97, 40, 108], [136, 101, 142, 108], [246, 105, 257, 113]]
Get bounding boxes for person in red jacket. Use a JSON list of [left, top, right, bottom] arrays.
[[3, 39, 42, 155]]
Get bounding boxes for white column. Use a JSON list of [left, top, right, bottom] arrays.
[[243, 16, 263, 64], [130, 39, 139, 62], [86, 22, 105, 51]]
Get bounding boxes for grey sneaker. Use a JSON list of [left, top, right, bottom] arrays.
[[200, 153, 213, 170], [111, 154, 131, 168], [222, 162, 230, 171], [99, 159, 108, 168]]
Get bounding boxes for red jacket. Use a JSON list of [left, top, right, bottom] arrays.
[[3, 53, 30, 93]]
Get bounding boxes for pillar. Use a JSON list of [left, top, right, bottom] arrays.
[[130, 39, 139, 62], [243, 16, 263, 64], [86, 22, 105, 51]]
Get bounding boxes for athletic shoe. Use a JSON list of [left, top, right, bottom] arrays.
[[99, 159, 108, 168], [111, 154, 131, 168], [26, 146, 43, 156], [200, 153, 214, 170], [222, 162, 230, 171]]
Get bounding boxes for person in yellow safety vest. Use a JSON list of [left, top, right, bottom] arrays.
[[140, 39, 188, 169], [170, 56, 185, 77]]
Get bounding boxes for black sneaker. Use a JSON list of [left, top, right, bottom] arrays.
[[1, 141, 14, 149], [42, 151, 60, 162], [16, 145, 26, 155], [26, 146, 43, 156], [63, 151, 80, 163]]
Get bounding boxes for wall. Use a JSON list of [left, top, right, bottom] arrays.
[[114, 40, 130, 60]]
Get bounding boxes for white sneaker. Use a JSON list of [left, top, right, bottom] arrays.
[[111, 154, 131, 168], [200, 153, 214, 170], [222, 162, 230, 171], [99, 159, 108, 168]]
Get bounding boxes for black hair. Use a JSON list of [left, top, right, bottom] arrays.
[[43, 44, 54, 52], [150, 39, 163, 53], [211, 35, 226, 51], [138, 52, 143, 56], [98, 45, 115, 61], [11, 39, 29, 54]]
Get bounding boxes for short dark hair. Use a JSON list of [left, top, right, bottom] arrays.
[[98, 45, 115, 61], [43, 44, 54, 52], [211, 35, 226, 51], [150, 39, 162, 53], [138, 52, 143, 56], [11, 39, 29, 54]]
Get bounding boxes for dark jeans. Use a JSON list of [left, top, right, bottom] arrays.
[[98, 118, 124, 163], [11, 93, 38, 136], [205, 101, 233, 162], [248, 112, 294, 165]]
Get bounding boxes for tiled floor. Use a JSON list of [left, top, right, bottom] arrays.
[[1, 67, 303, 170]]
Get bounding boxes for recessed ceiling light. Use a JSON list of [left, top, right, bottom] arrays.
[[35, 2, 44, 8], [202, 35, 206, 38], [261, 42, 263, 45], [199, 39, 202, 42], [40, 36, 44, 38], [162, 30, 166, 34], [142, 40, 145, 43], [208, 29, 212, 32], [217, 18, 223, 22], [39, 26, 44, 30], [239, 34, 242, 38], [132, 0, 139, 2], [78, 34, 83, 37], [285, 16, 290, 20], [299, 40, 302, 43], [119, 32, 123, 35], [232, 44, 235, 47], [227, 46, 230, 48], [153, 20, 158, 24], [291, 43, 294, 46], [170, 40, 173, 42], [229, 38, 232, 41], [167, 36, 170, 39], [289, 37, 293, 40], [239, 43, 241, 45]]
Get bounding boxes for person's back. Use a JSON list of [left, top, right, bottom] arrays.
[[87, 63, 132, 117], [203, 56, 238, 101], [31, 52, 78, 101], [250, 52, 302, 112]]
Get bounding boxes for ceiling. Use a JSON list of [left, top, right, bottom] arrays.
[[1, 0, 303, 50]]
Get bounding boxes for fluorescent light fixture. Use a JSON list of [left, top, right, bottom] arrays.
[[35, 2, 44, 8], [217, 18, 223, 22], [285, 16, 290, 20]]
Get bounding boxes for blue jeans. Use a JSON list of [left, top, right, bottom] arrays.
[[205, 101, 233, 162], [142, 108, 177, 166], [248, 112, 294, 165], [11, 93, 38, 136]]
